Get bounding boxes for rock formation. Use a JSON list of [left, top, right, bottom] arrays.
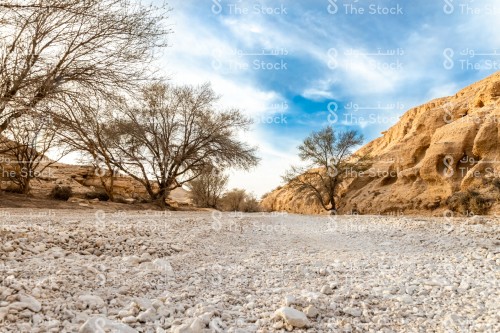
[[262, 71, 500, 215], [0, 156, 191, 206]]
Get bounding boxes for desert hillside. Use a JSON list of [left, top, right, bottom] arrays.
[[0, 158, 192, 207], [262, 72, 500, 215]]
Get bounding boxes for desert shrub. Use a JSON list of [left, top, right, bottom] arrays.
[[446, 190, 489, 215], [85, 191, 110, 201], [468, 191, 489, 215], [219, 189, 261, 212], [188, 167, 228, 208], [3, 185, 23, 194], [491, 178, 500, 191], [241, 195, 261, 212], [50, 186, 73, 201]]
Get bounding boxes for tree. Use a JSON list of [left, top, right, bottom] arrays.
[[219, 188, 260, 212], [283, 126, 371, 213], [0, 0, 170, 133], [53, 101, 119, 201], [219, 188, 246, 211], [103, 83, 259, 207], [188, 166, 228, 208], [0, 112, 67, 194]]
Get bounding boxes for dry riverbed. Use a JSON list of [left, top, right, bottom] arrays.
[[0, 209, 499, 332]]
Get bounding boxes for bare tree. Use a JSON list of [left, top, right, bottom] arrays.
[[283, 126, 371, 213], [0, 0, 170, 133], [188, 166, 228, 208], [53, 101, 119, 200], [103, 83, 259, 207], [0, 112, 67, 194]]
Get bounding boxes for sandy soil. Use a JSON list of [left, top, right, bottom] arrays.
[[0, 210, 498, 332]]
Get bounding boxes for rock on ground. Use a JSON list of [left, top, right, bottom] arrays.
[[0, 210, 498, 332]]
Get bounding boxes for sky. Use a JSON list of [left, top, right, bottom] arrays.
[[158, 0, 500, 197]]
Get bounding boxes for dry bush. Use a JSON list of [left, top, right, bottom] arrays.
[[85, 191, 110, 202], [50, 186, 72, 201], [241, 194, 260, 212], [188, 167, 228, 208], [446, 190, 489, 215], [219, 189, 260, 212]]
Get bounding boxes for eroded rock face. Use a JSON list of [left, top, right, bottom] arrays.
[[0, 155, 192, 204], [262, 71, 500, 215]]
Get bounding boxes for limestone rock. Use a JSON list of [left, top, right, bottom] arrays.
[[17, 294, 41, 312], [303, 305, 319, 318], [274, 307, 310, 328], [77, 295, 105, 310]]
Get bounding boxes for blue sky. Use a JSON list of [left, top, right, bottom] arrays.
[[159, 0, 500, 196]]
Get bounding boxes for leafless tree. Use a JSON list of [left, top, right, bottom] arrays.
[[53, 100, 119, 200], [188, 166, 228, 208], [103, 83, 259, 207], [0, 0, 170, 133], [0, 112, 67, 194], [283, 126, 371, 213]]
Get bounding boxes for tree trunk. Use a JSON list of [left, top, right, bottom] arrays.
[[155, 185, 171, 210], [329, 195, 336, 214]]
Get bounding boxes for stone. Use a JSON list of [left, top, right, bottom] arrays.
[[9, 294, 42, 312], [171, 317, 204, 333], [122, 256, 141, 266], [17, 293, 42, 312], [284, 295, 296, 306], [320, 285, 333, 295], [303, 305, 319, 318], [137, 308, 156, 322], [457, 280, 470, 293], [122, 316, 137, 324], [274, 307, 310, 328], [209, 317, 225, 333], [343, 307, 362, 317], [152, 258, 175, 276], [77, 295, 105, 310], [0, 307, 8, 321], [397, 294, 413, 304]]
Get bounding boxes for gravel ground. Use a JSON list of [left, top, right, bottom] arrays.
[[0, 209, 499, 332]]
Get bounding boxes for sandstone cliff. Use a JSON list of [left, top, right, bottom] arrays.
[[0, 158, 191, 206], [262, 71, 500, 215]]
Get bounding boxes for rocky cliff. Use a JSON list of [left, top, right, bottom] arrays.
[[262, 71, 500, 215], [0, 158, 191, 206]]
